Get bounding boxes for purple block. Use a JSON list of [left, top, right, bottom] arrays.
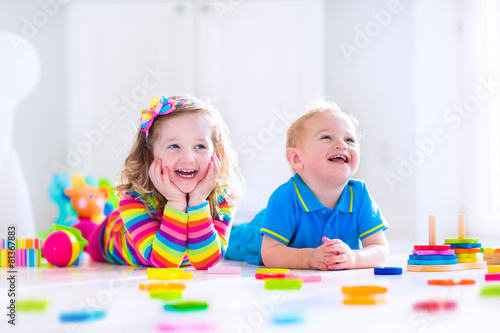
[[412, 249, 455, 255]]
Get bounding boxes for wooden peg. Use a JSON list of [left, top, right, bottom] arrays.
[[429, 215, 436, 246], [458, 214, 466, 239]]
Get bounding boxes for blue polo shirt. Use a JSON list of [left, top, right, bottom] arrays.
[[260, 174, 389, 250]]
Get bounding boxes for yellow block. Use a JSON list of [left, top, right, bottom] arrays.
[[456, 253, 477, 258], [255, 268, 290, 274], [484, 248, 495, 254], [487, 265, 500, 273], [458, 258, 478, 263]]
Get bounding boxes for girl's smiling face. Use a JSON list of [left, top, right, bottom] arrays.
[[151, 112, 214, 194]]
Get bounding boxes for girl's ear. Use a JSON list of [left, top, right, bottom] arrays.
[[286, 147, 303, 171]]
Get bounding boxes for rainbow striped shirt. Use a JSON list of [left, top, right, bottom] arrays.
[[99, 191, 235, 269]]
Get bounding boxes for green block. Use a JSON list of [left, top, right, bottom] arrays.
[[264, 278, 302, 290], [444, 239, 478, 244], [149, 291, 182, 301], [17, 299, 48, 312], [456, 253, 477, 258], [480, 284, 500, 297], [163, 301, 208, 312]]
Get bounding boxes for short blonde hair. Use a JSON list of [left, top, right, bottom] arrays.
[[286, 100, 360, 148], [115, 94, 243, 217]]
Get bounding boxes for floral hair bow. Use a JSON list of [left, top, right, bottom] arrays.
[[140, 96, 196, 141]]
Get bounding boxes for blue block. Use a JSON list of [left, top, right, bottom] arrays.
[[409, 254, 457, 260], [450, 243, 481, 249], [60, 311, 106, 323], [374, 267, 403, 275], [407, 259, 459, 265]]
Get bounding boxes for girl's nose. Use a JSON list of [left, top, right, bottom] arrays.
[[179, 150, 196, 162]]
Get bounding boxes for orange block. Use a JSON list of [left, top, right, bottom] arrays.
[[428, 279, 475, 286], [453, 248, 480, 254]]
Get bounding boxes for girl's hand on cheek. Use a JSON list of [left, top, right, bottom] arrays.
[[149, 157, 186, 204], [188, 153, 221, 207]]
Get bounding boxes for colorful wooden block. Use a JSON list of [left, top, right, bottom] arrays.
[[255, 273, 288, 280], [256, 268, 290, 274], [407, 261, 486, 272], [444, 238, 478, 244], [409, 255, 457, 260], [414, 245, 451, 251], [483, 248, 495, 254], [450, 243, 481, 249], [286, 274, 322, 283], [454, 248, 480, 254], [487, 266, 500, 273], [412, 249, 455, 255], [16, 299, 48, 312], [149, 291, 183, 301], [428, 279, 475, 286], [457, 258, 478, 263], [485, 273, 500, 281], [456, 253, 477, 258], [264, 278, 302, 290], [479, 284, 500, 297], [207, 266, 241, 274], [163, 301, 208, 312], [60, 310, 106, 322], [407, 259, 459, 265], [343, 296, 384, 305], [374, 267, 403, 275], [413, 299, 457, 312], [341, 286, 388, 295], [147, 268, 193, 280], [139, 283, 185, 291]]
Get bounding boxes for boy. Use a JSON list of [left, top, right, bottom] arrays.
[[226, 101, 389, 270]]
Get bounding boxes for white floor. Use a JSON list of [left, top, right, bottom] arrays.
[[1, 241, 500, 333]]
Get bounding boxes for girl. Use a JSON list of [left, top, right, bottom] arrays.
[[75, 95, 242, 269]]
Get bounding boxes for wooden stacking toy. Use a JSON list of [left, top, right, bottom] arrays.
[[407, 215, 486, 272]]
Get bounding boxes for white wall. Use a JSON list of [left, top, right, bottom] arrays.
[[2, 0, 498, 242], [325, 0, 416, 239], [0, 0, 69, 232]]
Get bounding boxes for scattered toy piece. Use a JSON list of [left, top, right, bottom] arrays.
[[374, 267, 402, 275], [207, 266, 241, 274], [485, 273, 500, 281], [59, 310, 106, 322], [16, 299, 48, 312], [479, 284, 500, 297], [427, 279, 475, 286], [341, 286, 388, 296], [255, 273, 288, 280], [163, 301, 209, 312], [487, 266, 500, 274], [264, 278, 302, 290], [256, 268, 290, 274], [286, 274, 322, 283], [413, 299, 457, 312]]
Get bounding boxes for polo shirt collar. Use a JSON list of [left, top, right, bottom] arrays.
[[291, 174, 354, 213]]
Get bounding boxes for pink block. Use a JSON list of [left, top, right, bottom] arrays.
[[287, 274, 322, 283], [207, 266, 241, 274], [412, 250, 455, 255], [485, 273, 500, 281]]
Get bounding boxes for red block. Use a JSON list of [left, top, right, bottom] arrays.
[[414, 245, 451, 251], [485, 273, 500, 281]]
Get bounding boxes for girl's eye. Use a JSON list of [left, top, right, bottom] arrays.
[[195, 144, 206, 149], [346, 138, 356, 143], [168, 144, 180, 149], [320, 135, 332, 140]]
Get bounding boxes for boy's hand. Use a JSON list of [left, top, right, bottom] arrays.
[[149, 158, 187, 206], [308, 243, 339, 271], [322, 236, 357, 270], [188, 153, 221, 207]]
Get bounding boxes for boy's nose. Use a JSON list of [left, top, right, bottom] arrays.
[[334, 140, 348, 149]]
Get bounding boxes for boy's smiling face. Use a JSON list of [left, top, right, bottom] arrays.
[[289, 112, 360, 186]]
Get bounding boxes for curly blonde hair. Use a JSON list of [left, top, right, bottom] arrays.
[[115, 95, 243, 218]]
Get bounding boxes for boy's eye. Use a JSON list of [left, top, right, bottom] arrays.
[[320, 135, 332, 140], [195, 144, 206, 149], [168, 144, 180, 149]]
